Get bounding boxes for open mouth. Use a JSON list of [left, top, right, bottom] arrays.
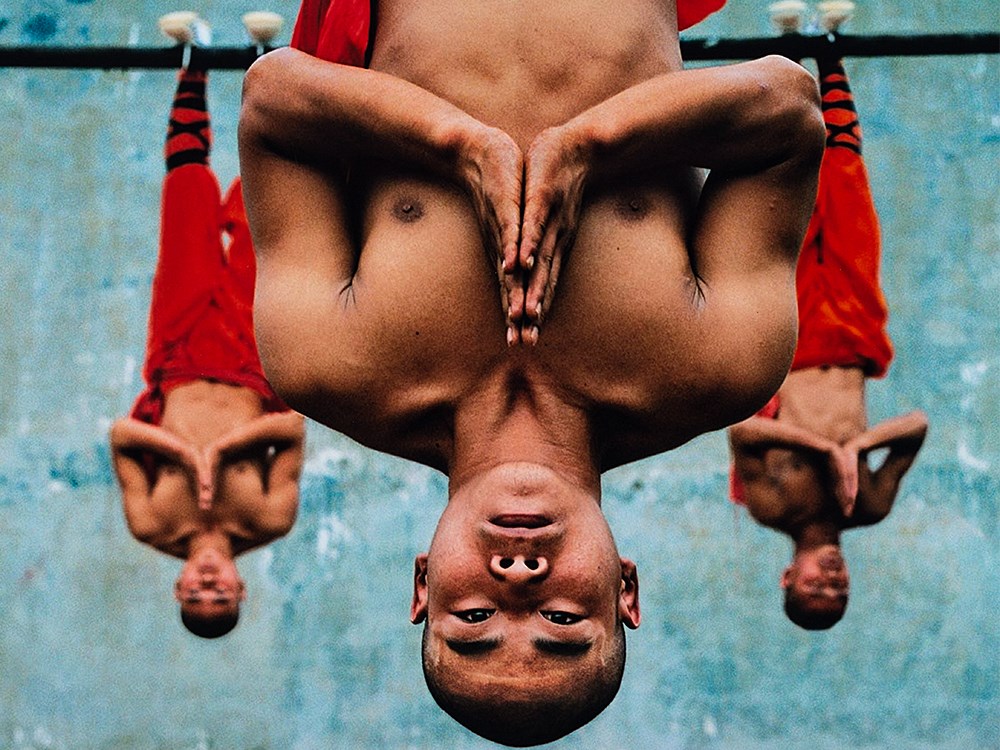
[[489, 514, 552, 529]]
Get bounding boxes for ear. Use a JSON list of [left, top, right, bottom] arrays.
[[618, 558, 641, 629], [780, 565, 793, 590], [410, 553, 429, 624]]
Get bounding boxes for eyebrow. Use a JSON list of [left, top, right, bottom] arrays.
[[533, 639, 593, 657], [445, 638, 503, 656]]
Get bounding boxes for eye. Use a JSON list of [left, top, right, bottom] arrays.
[[455, 609, 494, 623], [542, 611, 583, 626]]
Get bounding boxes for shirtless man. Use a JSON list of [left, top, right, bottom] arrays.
[[728, 58, 928, 631], [111, 66, 304, 640], [239, 0, 824, 742]]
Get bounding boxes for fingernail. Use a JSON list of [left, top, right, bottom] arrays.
[[525, 255, 535, 270], [534, 303, 542, 318], [507, 327, 516, 346], [529, 326, 539, 344]]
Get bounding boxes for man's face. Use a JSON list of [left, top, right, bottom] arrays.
[[174, 547, 246, 618], [782, 544, 850, 612], [412, 467, 639, 698]]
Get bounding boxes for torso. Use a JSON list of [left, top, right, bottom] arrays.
[[743, 367, 868, 531], [310, 0, 790, 470], [147, 382, 278, 556], [161, 380, 264, 445], [371, 0, 681, 150], [777, 366, 867, 443]]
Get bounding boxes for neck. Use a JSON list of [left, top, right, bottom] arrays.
[[187, 529, 235, 559], [449, 370, 600, 499], [792, 520, 841, 552]]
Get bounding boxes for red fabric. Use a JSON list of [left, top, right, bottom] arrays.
[[677, 0, 726, 30], [792, 144, 893, 378], [130, 166, 287, 424], [289, 0, 726, 64], [290, 0, 369, 66]]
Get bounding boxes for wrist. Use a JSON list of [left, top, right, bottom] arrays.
[[555, 117, 598, 178], [435, 113, 492, 187]]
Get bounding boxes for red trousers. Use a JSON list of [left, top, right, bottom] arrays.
[[130, 166, 286, 424], [792, 145, 893, 378]]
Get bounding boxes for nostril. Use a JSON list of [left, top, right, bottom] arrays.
[[500, 557, 514, 569], [524, 559, 539, 570]]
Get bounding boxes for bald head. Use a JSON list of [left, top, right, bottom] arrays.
[[422, 623, 626, 746]]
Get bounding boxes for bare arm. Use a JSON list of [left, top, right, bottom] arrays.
[[239, 48, 523, 355], [729, 415, 858, 518], [515, 55, 825, 334], [109, 418, 202, 542], [205, 412, 305, 536], [845, 411, 928, 526]]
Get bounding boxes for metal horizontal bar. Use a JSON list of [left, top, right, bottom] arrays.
[[0, 32, 996, 70], [680, 32, 1000, 60], [0, 44, 269, 70]]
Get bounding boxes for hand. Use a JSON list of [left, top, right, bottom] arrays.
[[516, 124, 590, 344], [195, 446, 220, 511], [458, 125, 524, 341], [828, 443, 859, 518]]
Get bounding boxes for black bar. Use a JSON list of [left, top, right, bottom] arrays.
[[0, 33, 997, 70], [0, 44, 270, 70], [680, 32, 1000, 61]]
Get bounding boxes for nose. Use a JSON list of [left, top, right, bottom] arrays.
[[199, 570, 218, 585], [490, 554, 549, 583]]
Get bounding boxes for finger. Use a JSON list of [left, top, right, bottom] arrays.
[[503, 253, 525, 315], [501, 263, 526, 345], [524, 224, 559, 326], [519, 190, 549, 272], [199, 485, 213, 511], [839, 475, 858, 517], [499, 193, 523, 274], [540, 229, 572, 321], [539, 262, 560, 324], [505, 272, 526, 328]]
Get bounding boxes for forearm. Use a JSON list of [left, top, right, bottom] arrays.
[[850, 411, 929, 454], [561, 56, 823, 182], [729, 416, 837, 458], [852, 412, 928, 507], [240, 47, 496, 189], [110, 418, 196, 469], [212, 412, 305, 457]]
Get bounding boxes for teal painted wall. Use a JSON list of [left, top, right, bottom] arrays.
[[0, 1, 997, 748]]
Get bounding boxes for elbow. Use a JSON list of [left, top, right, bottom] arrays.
[[254, 329, 315, 415], [753, 55, 826, 163], [240, 48, 295, 147], [125, 518, 155, 545], [253, 310, 333, 418], [240, 59, 272, 142]]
